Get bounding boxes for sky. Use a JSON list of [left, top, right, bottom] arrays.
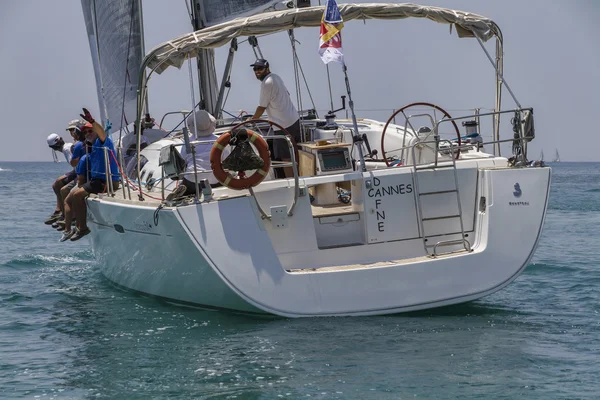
[[0, 0, 599, 162]]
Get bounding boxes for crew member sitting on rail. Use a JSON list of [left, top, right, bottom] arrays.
[[60, 146, 91, 242], [67, 108, 120, 241], [45, 130, 75, 225], [54, 121, 88, 230]]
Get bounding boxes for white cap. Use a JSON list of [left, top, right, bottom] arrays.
[[66, 119, 83, 131], [187, 110, 216, 137], [47, 133, 61, 146]]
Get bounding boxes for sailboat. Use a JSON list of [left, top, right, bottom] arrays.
[[539, 150, 544, 162], [79, 1, 551, 317], [553, 149, 560, 163]]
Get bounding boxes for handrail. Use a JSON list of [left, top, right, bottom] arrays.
[[126, 106, 536, 206], [383, 107, 532, 162], [433, 239, 472, 256], [159, 110, 190, 131], [404, 112, 436, 165], [434, 107, 533, 160], [410, 138, 470, 255], [249, 135, 300, 219], [103, 147, 114, 196], [117, 146, 130, 200]]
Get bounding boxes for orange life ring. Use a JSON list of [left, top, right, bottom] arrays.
[[210, 129, 271, 190]]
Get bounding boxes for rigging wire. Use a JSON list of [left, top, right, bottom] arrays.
[[288, 30, 304, 122], [221, 85, 231, 115], [295, 55, 319, 117], [288, 31, 319, 119], [317, 0, 335, 110]]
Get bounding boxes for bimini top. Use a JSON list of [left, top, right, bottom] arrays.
[[146, 3, 501, 74]]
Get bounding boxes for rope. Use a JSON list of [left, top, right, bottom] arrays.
[[288, 30, 303, 122], [107, 148, 164, 201], [158, 102, 202, 140], [149, 118, 168, 132], [288, 30, 319, 120], [295, 54, 318, 117], [153, 203, 164, 226], [221, 85, 231, 115]]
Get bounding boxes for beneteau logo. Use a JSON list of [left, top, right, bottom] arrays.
[[513, 183, 522, 198], [509, 182, 529, 206]]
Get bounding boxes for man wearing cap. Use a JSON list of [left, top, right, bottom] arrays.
[[250, 58, 301, 178], [169, 110, 226, 199], [52, 119, 91, 225], [54, 123, 91, 231], [67, 108, 121, 241], [45, 120, 88, 226], [45, 130, 75, 225], [60, 141, 92, 242]]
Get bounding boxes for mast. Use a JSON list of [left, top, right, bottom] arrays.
[[190, 0, 219, 114]]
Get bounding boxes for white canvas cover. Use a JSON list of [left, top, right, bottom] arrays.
[[146, 3, 500, 74]]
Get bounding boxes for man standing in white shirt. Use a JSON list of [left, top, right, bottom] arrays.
[[250, 59, 301, 178]]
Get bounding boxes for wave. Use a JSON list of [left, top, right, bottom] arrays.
[[525, 262, 580, 274], [0, 293, 33, 303], [0, 167, 10, 172], [585, 188, 600, 193], [4, 251, 95, 268], [397, 301, 520, 317]]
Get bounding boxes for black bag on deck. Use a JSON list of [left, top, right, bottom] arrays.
[[222, 129, 265, 172], [159, 145, 186, 180]]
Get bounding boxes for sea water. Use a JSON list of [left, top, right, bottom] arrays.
[[0, 161, 599, 399]]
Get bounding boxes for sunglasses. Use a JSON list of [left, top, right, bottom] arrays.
[[253, 67, 266, 71], [49, 144, 61, 150], [83, 129, 94, 134]]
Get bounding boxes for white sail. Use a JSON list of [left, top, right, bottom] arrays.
[[553, 149, 560, 162], [81, 0, 144, 132], [197, 0, 284, 27]]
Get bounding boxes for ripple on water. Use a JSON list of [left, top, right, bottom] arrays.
[[0, 162, 599, 398]]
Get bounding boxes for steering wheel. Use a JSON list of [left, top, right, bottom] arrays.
[[237, 119, 299, 160], [380, 102, 461, 166]]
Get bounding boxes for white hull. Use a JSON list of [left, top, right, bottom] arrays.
[[81, 2, 551, 317], [88, 161, 551, 317]]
